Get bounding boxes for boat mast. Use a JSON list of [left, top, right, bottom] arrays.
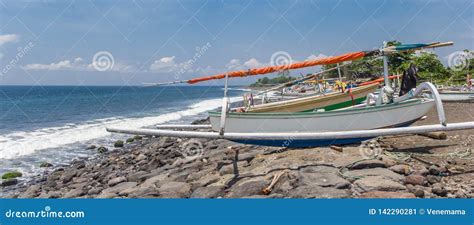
[[219, 73, 229, 135], [382, 41, 390, 87]]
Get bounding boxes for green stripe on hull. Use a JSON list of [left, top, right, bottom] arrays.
[[301, 97, 367, 112]]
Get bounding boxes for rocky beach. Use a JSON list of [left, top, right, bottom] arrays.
[[1, 102, 473, 199]]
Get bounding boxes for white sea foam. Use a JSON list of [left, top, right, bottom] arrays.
[[0, 97, 240, 159]]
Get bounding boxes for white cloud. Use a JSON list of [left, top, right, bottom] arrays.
[[225, 59, 242, 70], [149, 56, 178, 72], [0, 34, 19, 46], [225, 58, 266, 70], [243, 58, 264, 68], [22, 57, 135, 72], [306, 53, 328, 60]]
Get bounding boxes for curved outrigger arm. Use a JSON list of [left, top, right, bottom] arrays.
[[394, 82, 446, 126]]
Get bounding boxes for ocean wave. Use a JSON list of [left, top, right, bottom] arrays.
[[0, 96, 240, 159]]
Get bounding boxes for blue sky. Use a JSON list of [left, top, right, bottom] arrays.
[[0, 0, 472, 85]]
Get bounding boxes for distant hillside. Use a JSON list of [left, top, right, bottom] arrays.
[[250, 76, 297, 87]]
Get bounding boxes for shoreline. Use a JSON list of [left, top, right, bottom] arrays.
[[2, 102, 473, 198]]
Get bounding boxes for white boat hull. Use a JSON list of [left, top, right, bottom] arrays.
[[209, 99, 435, 133], [439, 91, 474, 102]]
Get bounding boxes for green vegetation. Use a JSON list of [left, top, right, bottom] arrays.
[[321, 41, 473, 85], [250, 75, 297, 87], [2, 171, 22, 179]]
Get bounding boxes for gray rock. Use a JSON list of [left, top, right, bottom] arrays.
[[136, 154, 147, 161], [19, 184, 41, 198], [414, 167, 429, 176], [191, 186, 225, 198], [64, 188, 84, 198], [96, 192, 119, 198], [226, 180, 267, 198], [349, 160, 386, 170], [432, 184, 447, 197], [429, 165, 441, 175], [124, 186, 159, 198], [108, 176, 127, 187], [426, 175, 441, 184], [1, 178, 18, 187], [389, 164, 412, 175], [158, 182, 191, 198], [101, 182, 138, 195], [298, 166, 350, 189], [353, 176, 406, 193], [343, 168, 404, 182], [405, 175, 426, 186], [39, 162, 53, 168], [413, 188, 425, 198], [87, 187, 102, 195], [359, 191, 415, 198], [61, 170, 77, 183], [127, 171, 149, 182], [288, 185, 350, 198]]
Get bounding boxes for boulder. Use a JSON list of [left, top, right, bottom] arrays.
[[359, 191, 415, 198], [349, 160, 386, 170], [428, 165, 441, 175], [63, 188, 85, 198], [19, 184, 41, 198], [86, 145, 96, 150], [114, 140, 124, 148], [432, 184, 447, 197], [226, 179, 267, 198], [133, 135, 143, 141], [298, 166, 350, 189], [61, 170, 77, 184], [426, 175, 441, 184], [1, 178, 18, 187], [97, 146, 108, 154], [2, 171, 22, 179], [108, 176, 127, 187], [101, 182, 138, 195], [389, 164, 412, 175], [405, 175, 426, 186], [353, 176, 406, 193], [191, 186, 225, 198], [39, 162, 53, 168], [126, 138, 135, 143], [343, 168, 404, 182], [288, 185, 351, 198], [157, 182, 191, 198]]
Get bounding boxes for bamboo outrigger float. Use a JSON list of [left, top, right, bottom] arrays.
[[107, 41, 474, 147]]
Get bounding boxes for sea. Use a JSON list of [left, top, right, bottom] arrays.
[[0, 85, 248, 179]]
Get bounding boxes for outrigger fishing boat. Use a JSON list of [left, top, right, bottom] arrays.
[[438, 75, 474, 102], [107, 41, 474, 147]]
